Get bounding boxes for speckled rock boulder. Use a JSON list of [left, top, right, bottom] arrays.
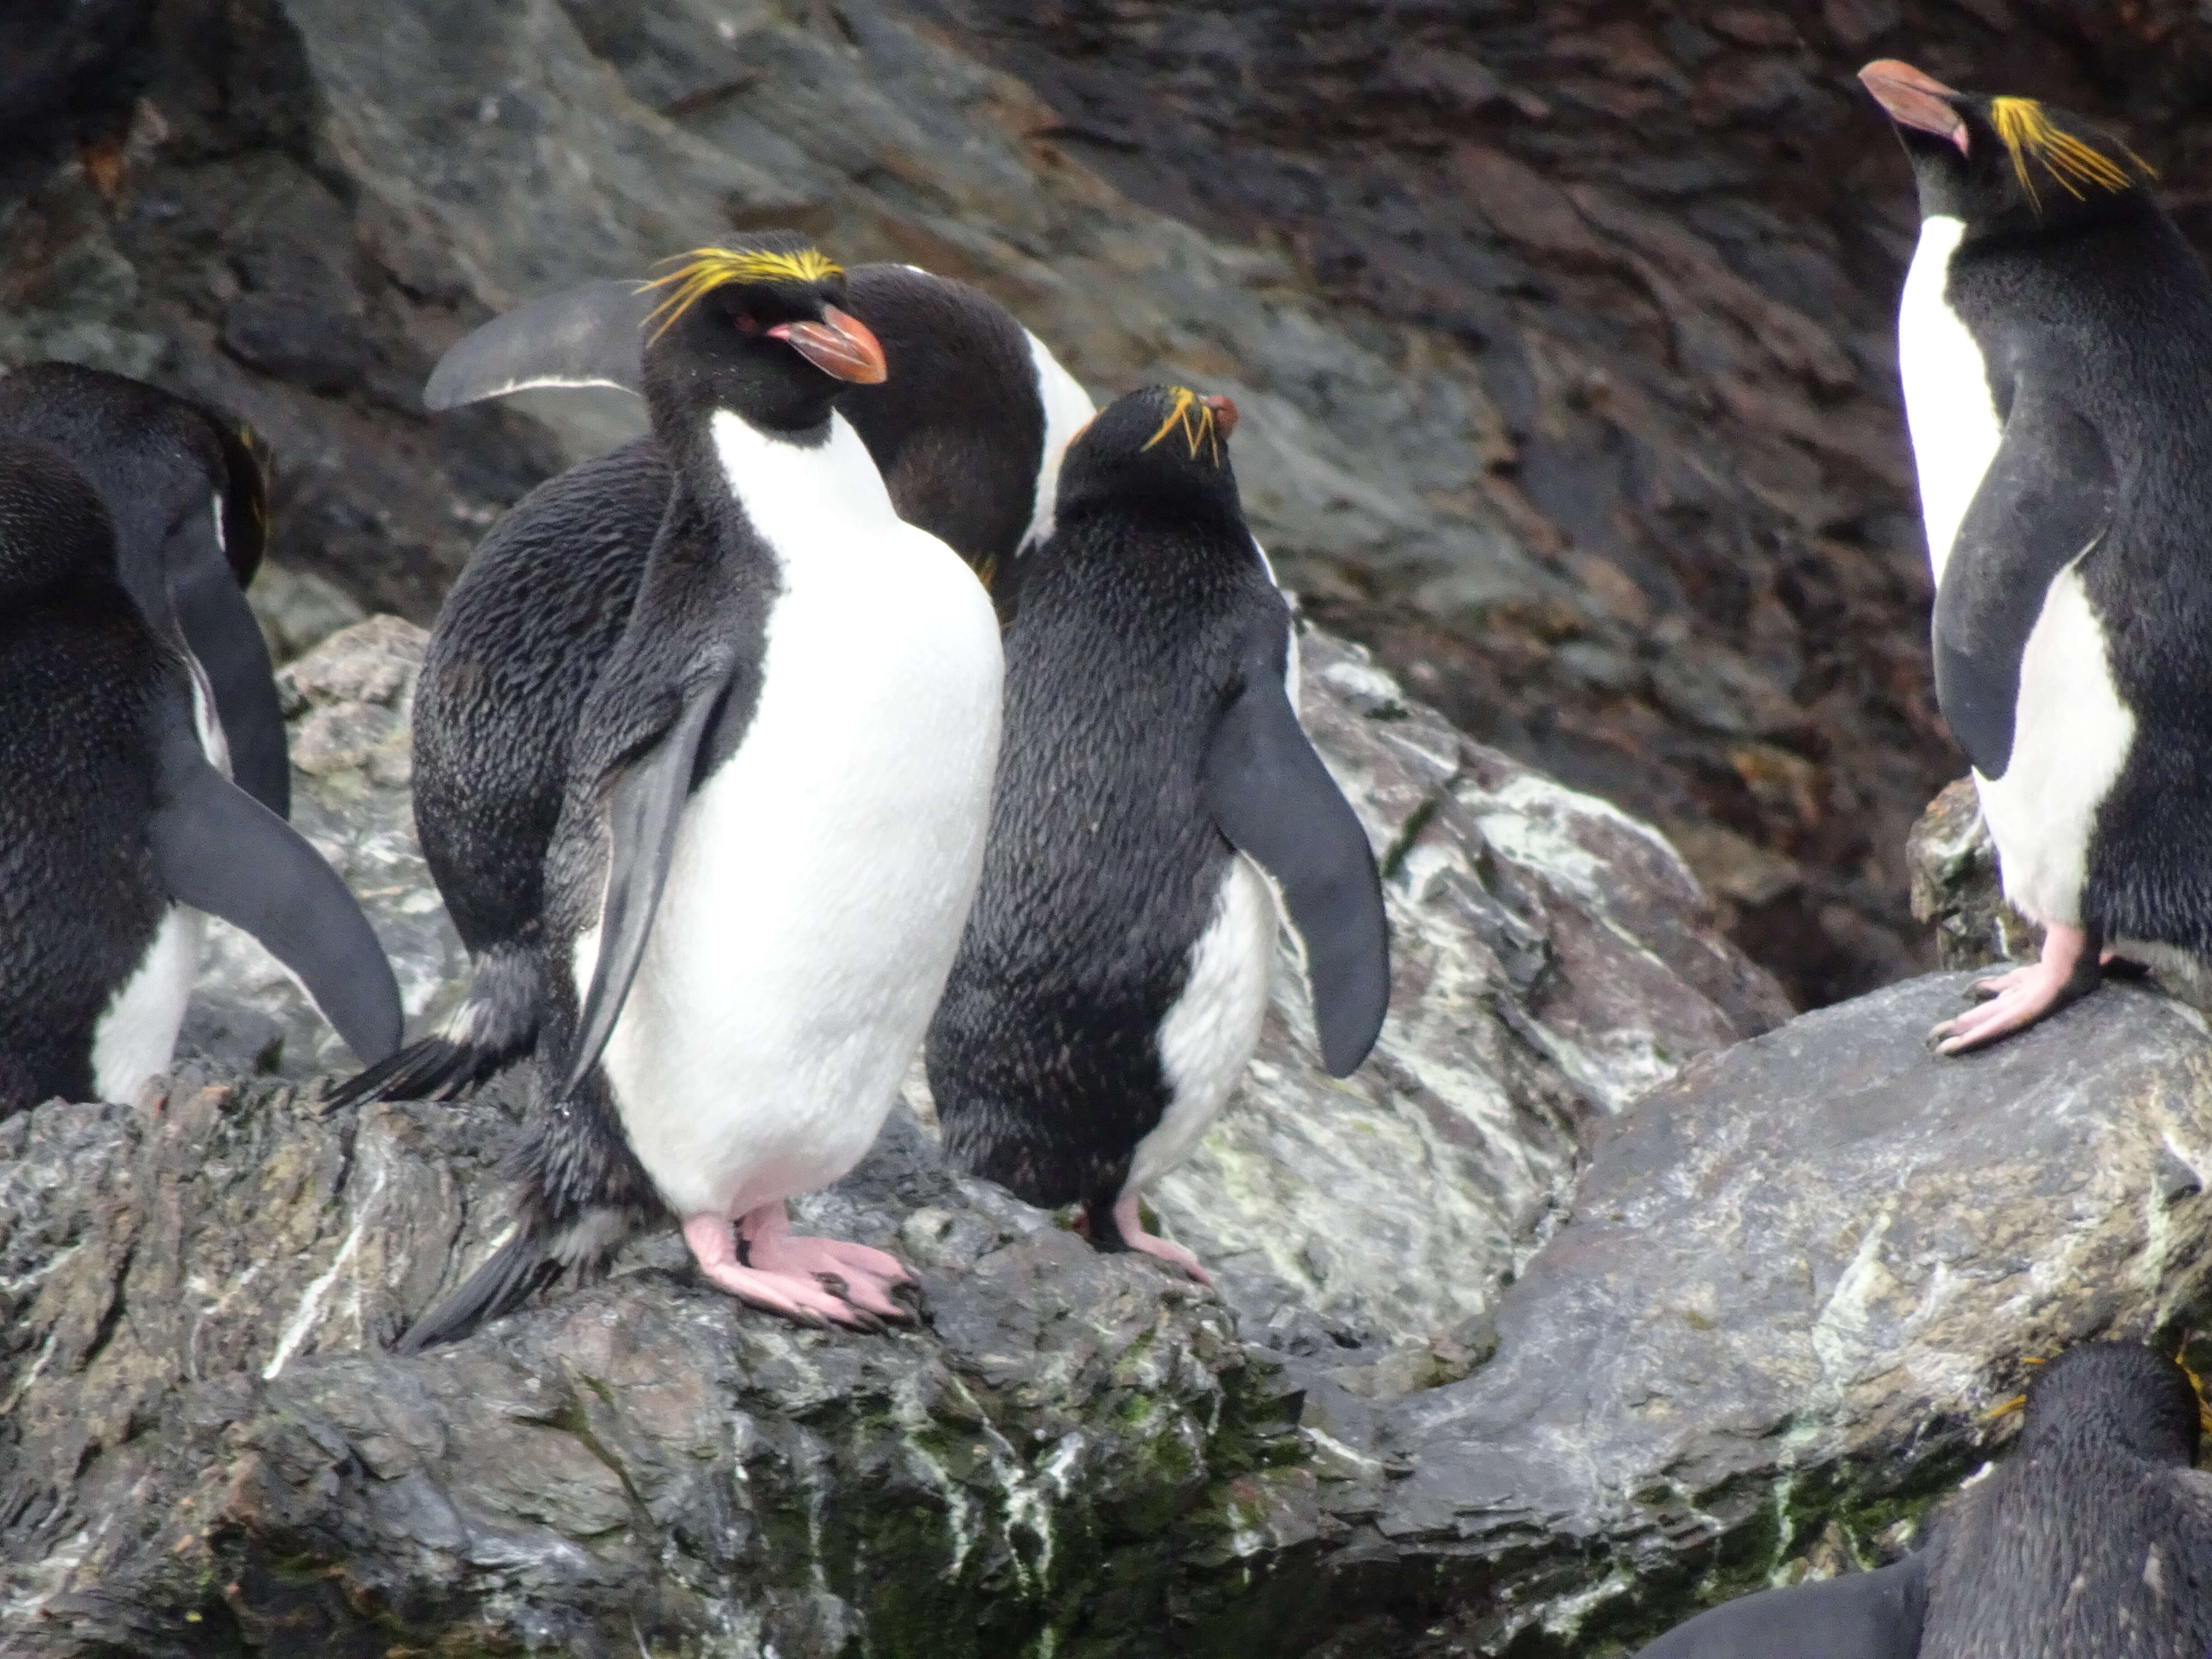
[[179, 617, 468, 1081], [0, 1079, 1297, 1656], [1275, 971, 2212, 1655]]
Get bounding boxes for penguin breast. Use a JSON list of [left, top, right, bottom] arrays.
[[597, 423, 1004, 1220]]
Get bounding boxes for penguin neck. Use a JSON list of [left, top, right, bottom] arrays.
[[703, 407, 898, 558], [2018, 1406, 2193, 1472]]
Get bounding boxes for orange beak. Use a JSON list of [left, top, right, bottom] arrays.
[[1860, 60, 1969, 155], [768, 305, 888, 384], [1200, 394, 1238, 440]]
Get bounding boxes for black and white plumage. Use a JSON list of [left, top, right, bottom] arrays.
[[1634, 1343, 2212, 1658], [419, 258, 1092, 590], [330, 258, 1091, 1112], [0, 362, 288, 817], [925, 386, 1390, 1280], [396, 238, 1003, 1348], [0, 435, 400, 1117], [1861, 61, 2212, 1052]]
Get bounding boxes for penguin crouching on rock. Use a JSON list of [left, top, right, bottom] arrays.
[[327, 258, 1091, 1111], [0, 437, 401, 1117], [396, 237, 1003, 1348], [0, 363, 289, 818], [1861, 61, 2212, 1053], [1632, 1342, 2212, 1657], [926, 386, 1390, 1281]]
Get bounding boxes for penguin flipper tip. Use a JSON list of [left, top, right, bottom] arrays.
[[321, 1035, 507, 1115], [394, 1234, 564, 1355]]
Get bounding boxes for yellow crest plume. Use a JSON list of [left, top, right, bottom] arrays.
[[2181, 1354, 2212, 1436], [1139, 386, 1224, 464], [1988, 98, 2149, 211], [637, 245, 844, 341]]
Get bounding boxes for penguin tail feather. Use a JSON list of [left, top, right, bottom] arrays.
[[322, 947, 539, 1111], [394, 1204, 637, 1354]]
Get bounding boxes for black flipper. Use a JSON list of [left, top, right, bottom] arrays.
[[323, 944, 539, 1110], [168, 511, 290, 818], [558, 682, 726, 1098], [1201, 620, 1390, 1077], [424, 281, 654, 411], [1932, 391, 2115, 781], [393, 1228, 563, 1354], [1632, 1555, 1927, 1658], [146, 678, 403, 1064]]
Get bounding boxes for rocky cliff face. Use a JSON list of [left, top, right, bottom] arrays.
[[17, 0, 2208, 1006]]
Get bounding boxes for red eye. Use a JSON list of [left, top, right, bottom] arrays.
[[734, 312, 760, 334]]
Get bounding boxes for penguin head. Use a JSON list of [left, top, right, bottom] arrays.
[[0, 361, 267, 605], [634, 234, 888, 437], [0, 436, 122, 604], [1860, 61, 2154, 235], [1054, 385, 1242, 524], [2014, 1342, 2206, 1466]]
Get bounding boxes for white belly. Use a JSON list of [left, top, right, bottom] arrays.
[[598, 416, 1003, 1220], [1898, 215, 2002, 585], [1127, 856, 1278, 1197], [1974, 562, 2135, 927], [90, 905, 204, 1102]]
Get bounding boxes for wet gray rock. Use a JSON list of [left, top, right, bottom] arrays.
[[0, 1079, 1290, 1656], [17, 967, 2207, 1654], [180, 617, 467, 1082], [1281, 971, 2212, 1654]]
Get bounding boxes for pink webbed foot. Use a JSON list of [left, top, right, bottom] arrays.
[[680, 1214, 886, 1332], [1075, 1194, 1213, 1284], [1930, 923, 2101, 1055], [740, 1203, 916, 1324]]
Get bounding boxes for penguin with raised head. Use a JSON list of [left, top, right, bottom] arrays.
[[396, 236, 1003, 1347], [924, 386, 1390, 1279], [328, 258, 1091, 1111], [0, 363, 289, 817], [1860, 61, 2212, 1053], [1632, 1341, 2212, 1656], [0, 435, 401, 1116]]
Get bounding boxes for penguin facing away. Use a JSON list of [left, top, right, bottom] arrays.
[[1631, 1342, 2212, 1657], [925, 386, 1390, 1279], [328, 258, 1094, 1112], [0, 435, 401, 1116], [0, 363, 290, 818], [396, 237, 1003, 1347], [1861, 61, 2212, 1053]]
